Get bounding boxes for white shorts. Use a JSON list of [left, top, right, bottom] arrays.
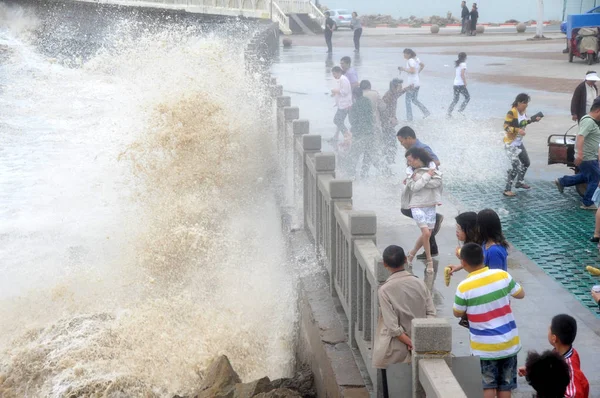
[[411, 207, 436, 229]]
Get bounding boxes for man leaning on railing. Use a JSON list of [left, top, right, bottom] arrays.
[[372, 245, 436, 398]]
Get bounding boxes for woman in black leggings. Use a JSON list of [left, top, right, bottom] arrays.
[[447, 52, 470, 117], [351, 12, 362, 52]]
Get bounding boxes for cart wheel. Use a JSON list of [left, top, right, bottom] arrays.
[[576, 182, 587, 197]]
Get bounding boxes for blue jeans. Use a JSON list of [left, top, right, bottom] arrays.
[[559, 159, 600, 206], [405, 87, 430, 122], [480, 355, 518, 391]]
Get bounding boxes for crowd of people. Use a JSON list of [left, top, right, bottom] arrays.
[[323, 48, 600, 396]]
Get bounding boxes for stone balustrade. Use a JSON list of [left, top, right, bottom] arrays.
[[273, 88, 471, 397]]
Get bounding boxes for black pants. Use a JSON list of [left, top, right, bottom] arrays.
[[381, 369, 389, 398], [325, 32, 332, 53], [505, 144, 530, 191], [448, 85, 470, 115], [401, 208, 439, 254], [353, 28, 362, 50]]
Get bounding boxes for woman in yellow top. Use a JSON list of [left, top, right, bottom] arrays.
[[503, 93, 543, 197]]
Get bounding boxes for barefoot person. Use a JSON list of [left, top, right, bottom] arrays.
[[555, 97, 600, 210], [503, 93, 543, 197], [404, 147, 443, 273], [399, 49, 430, 122], [372, 245, 436, 398], [447, 52, 470, 117]]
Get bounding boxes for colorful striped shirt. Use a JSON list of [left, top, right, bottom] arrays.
[[453, 267, 522, 360]]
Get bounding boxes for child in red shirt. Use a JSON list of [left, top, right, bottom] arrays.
[[519, 314, 589, 398]]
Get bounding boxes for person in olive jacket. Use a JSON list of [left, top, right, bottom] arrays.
[[571, 71, 600, 122]]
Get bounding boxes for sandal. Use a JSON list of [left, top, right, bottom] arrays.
[[503, 191, 516, 197], [426, 261, 434, 274]]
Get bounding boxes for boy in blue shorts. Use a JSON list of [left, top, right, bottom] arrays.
[[453, 243, 525, 398]]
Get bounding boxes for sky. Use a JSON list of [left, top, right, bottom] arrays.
[[319, 0, 568, 23]]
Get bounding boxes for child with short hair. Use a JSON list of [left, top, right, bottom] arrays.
[[452, 242, 525, 398], [518, 314, 590, 398]]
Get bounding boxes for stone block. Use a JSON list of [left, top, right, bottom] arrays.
[[348, 211, 376, 236], [430, 24, 439, 34], [374, 255, 388, 283], [419, 359, 467, 398], [283, 106, 300, 121], [276, 95, 290, 108], [476, 25, 485, 34], [271, 85, 284, 97], [302, 134, 321, 151], [341, 387, 370, 397], [292, 119, 310, 136], [329, 180, 352, 200], [516, 23, 526, 33], [314, 153, 335, 172], [324, 342, 366, 387], [411, 318, 452, 352]]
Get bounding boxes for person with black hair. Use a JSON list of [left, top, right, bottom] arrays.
[[324, 11, 335, 53], [404, 147, 443, 273], [381, 78, 406, 165], [330, 66, 352, 144], [446, 212, 478, 279], [523, 350, 571, 398], [469, 3, 479, 36], [340, 56, 359, 88], [372, 245, 435, 398], [518, 314, 590, 398], [503, 93, 542, 197], [347, 86, 375, 178], [555, 97, 600, 210], [453, 243, 525, 398], [398, 48, 430, 121], [397, 126, 444, 260], [460, 1, 470, 34], [350, 12, 362, 52], [447, 52, 470, 117]]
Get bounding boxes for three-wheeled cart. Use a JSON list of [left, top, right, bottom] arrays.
[[548, 125, 587, 197]]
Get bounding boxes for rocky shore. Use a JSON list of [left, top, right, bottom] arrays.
[[176, 356, 316, 398]]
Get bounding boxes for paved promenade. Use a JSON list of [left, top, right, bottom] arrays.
[[272, 29, 600, 396]]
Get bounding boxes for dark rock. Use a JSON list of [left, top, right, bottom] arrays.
[[254, 388, 302, 398], [193, 355, 241, 398], [271, 365, 315, 398], [233, 377, 273, 398]]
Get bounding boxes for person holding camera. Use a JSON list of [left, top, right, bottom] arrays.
[[503, 93, 543, 197]]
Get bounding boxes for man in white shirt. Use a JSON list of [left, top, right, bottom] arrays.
[[331, 66, 352, 142]]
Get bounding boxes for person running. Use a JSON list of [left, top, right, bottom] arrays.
[[556, 97, 600, 210], [571, 71, 600, 123], [330, 66, 352, 143], [404, 147, 443, 273], [381, 78, 406, 165], [397, 127, 444, 260], [340, 56, 359, 89], [469, 3, 479, 36], [447, 52, 470, 117], [348, 87, 376, 178], [460, 1, 470, 34], [351, 12, 362, 53], [324, 12, 335, 54], [398, 48, 430, 122], [503, 93, 543, 197]]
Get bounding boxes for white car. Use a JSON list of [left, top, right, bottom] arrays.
[[328, 9, 353, 30]]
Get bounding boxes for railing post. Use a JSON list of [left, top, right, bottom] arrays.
[[327, 180, 351, 294], [411, 319, 455, 398], [293, 119, 310, 214], [302, 134, 321, 230], [347, 211, 376, 348], [283, 106, 300, 207]]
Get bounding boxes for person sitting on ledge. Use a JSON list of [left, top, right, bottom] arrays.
[[372, 245, 435, 398]]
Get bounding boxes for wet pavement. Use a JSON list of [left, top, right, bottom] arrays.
[[272, 32, 600, 396]]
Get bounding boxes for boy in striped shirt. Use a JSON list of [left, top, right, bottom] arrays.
[[453, 243, 525, 398]]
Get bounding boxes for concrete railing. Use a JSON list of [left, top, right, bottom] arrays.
[[273, 91, 470, 397]]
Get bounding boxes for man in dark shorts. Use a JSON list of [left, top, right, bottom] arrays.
[[397, 126, 443, 259]]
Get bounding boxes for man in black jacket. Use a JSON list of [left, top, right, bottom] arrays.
[[571, 71, 600, 122], [460, 1, 470, 34]]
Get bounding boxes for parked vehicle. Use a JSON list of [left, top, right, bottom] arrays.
[[569, 27, 600, 64], [548, 125, 587, 197], [327, 9, 352, 30]]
